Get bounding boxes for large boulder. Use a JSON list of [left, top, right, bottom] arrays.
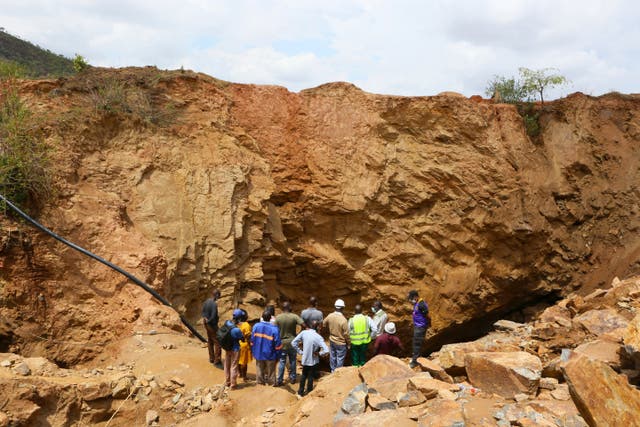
[[562, 352, 640, 426], [539, 305, 573, 327], [465, 351, 542, 398], [407, 374, 461, 399], [359, 355, 414, 384], [572, 309, 629, 339], [437, 333, 520, 374], [574, 339, 626, 371], [360, 355, 417, 401], [369, 376, 416, 402]]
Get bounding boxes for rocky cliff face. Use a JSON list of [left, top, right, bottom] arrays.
[[1, 68, 639, 364]]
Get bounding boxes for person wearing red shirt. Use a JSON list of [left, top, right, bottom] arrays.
[[373, 322, 403, 356]]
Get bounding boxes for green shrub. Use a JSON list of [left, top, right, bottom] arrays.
[[0, 82, 52, 211], [486, 68, 569, 105], [517, 103, 541, 138], [0, 60, 29, 79], [89, 79, 130, 113], [72, 54, 89, 73], [485, 75, 526, 104]]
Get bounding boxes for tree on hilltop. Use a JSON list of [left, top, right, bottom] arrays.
[[485, 67, 569, 105], [518, 67, 568, 105]]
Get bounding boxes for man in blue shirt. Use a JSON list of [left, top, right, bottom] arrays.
[[222, 310, 245, 389], [291, 320, 329, 397], [251, 310, 282, 386]]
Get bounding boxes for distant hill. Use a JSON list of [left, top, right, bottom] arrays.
[[0, 29, 75, 77]]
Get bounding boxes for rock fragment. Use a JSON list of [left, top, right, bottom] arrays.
[[396, 389, 426, 407], [12, 362, 31, 376], [335, 382, 368, 421], [415, 357, 454, 383], [465, 351, 542, 398], [573, 309, 628, 338], [562, 352, 640, 425], [407, 374, 460, 399], [145, 410, 159, 425]]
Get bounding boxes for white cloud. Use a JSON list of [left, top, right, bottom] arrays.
[[1, 0, 638, 96]]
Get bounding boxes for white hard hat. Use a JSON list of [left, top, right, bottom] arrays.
[[384, 322, 396, 335], [334, 299, 345, 308]]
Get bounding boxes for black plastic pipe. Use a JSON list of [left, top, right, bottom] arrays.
[[0, 194, 206, 342]]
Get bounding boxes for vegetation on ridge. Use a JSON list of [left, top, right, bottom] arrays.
[[0, 79, 52, 211], [485, 67, 569, 105], [0, 29, 75, 78], [486, 67, 569, 138]]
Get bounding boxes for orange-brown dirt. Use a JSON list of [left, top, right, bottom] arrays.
[[1, 67, 639, 369]]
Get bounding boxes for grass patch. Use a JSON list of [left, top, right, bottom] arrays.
[[0, 80, 52, 212], [88, 76, 178, 126]]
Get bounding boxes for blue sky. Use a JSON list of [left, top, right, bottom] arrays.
[[1, 0, 638, 98]]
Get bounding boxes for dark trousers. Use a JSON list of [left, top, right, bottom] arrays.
[[204, 321, 221, 364], [351, 343, 368, 367], [298, 364, 318, 396], [412, 327, 426, 363]]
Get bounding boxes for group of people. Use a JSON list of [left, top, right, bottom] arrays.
[[201, 289, 430, 396]]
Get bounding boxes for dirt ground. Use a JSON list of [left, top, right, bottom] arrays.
[[85, 332, 300, 426]]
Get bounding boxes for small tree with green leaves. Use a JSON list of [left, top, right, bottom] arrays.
[[72, 54, 89, 73], [518, 67, 568, 105], [485, 75, 527, 104]]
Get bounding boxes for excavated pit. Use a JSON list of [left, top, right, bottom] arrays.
[[1, 69, 640, 368]]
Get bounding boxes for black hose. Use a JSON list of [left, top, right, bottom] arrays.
[[0, 194, 206, 342]]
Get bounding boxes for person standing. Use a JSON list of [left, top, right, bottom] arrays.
[[251, 309, 282, 386], [301, 296, 324, 328], [322, 299, 350, 372], [265, 303, 278, 373], [221, 310, 245, 389], [348, 304, 375, 367], [202, 289, 222, 367], [292, 320, 329, 397], [276, 301, 304, 386], [408, 290, 430, 368], [266, 304, 277, 324], [237, 309, 252, 381], [370, 301, 388, 339], [373, 322, 404, 356]]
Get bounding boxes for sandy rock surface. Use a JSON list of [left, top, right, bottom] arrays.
[[1, 68, 640, 425], [2, 70, 640, 369]]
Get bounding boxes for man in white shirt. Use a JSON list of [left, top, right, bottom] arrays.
[[291, 320, 329, 397], [370, 301, 388, 339]]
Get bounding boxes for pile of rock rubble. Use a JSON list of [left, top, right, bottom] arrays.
[[280, 276, 640, 426]]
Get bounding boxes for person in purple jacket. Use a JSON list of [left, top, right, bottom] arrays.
[[408, 290, 430, 368]]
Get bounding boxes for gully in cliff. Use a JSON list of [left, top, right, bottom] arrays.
[[408, 289, 431, 368]]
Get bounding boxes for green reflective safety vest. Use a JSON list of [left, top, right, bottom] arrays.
[[349, 314, 371, 345]]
